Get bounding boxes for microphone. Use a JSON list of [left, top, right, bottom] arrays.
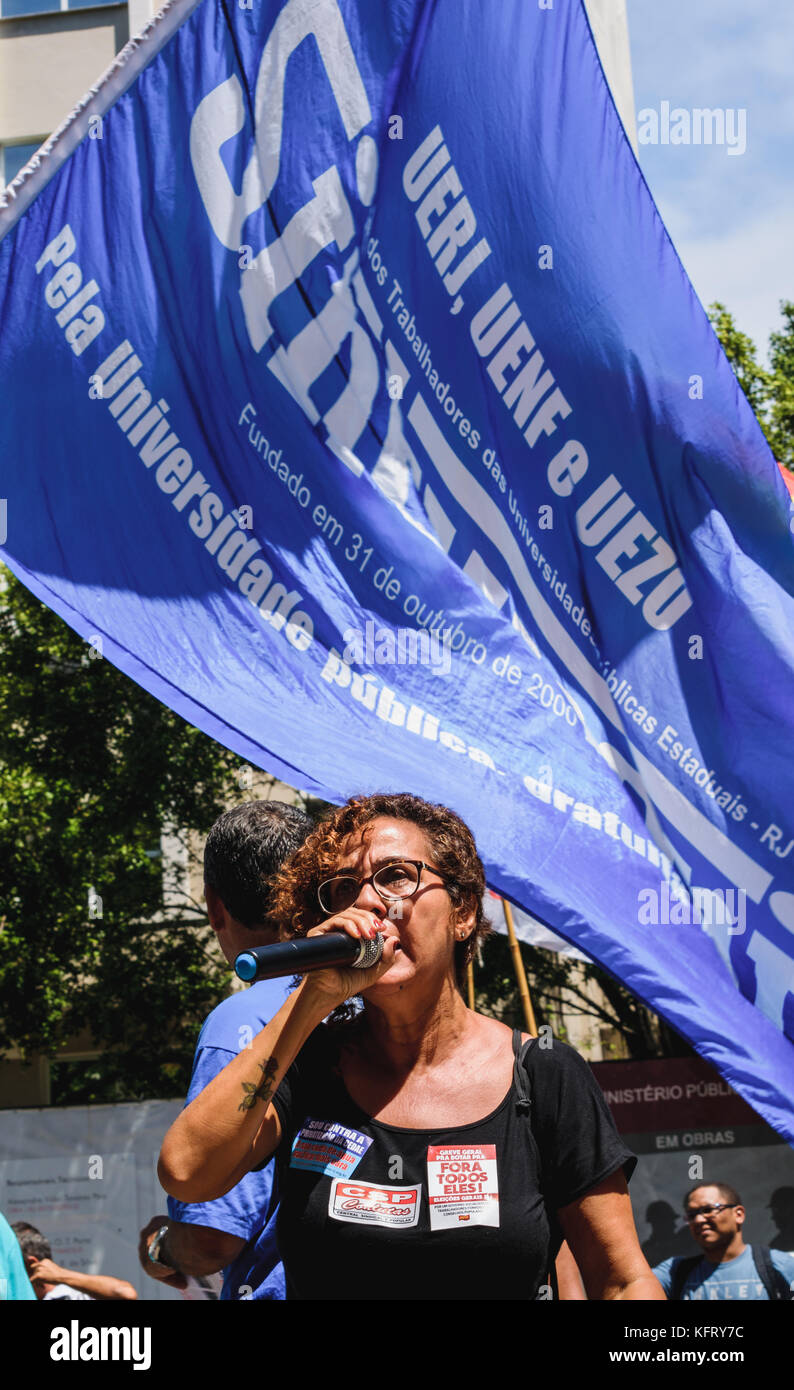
[[234, 932, 384, 983]]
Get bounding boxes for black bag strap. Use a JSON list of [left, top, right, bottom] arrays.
[[670, 1254, 701, 1300], [512, 1027, 537, 1114], [511, 1029, 558, 1299], [671, 1247, 792, 1301], [752, 1246, 792, 1302]]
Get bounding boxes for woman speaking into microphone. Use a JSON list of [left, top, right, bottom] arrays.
[[158, 793, 663, 1300]]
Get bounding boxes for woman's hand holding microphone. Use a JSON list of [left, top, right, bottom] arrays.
[[299, 908, 399, 1008]]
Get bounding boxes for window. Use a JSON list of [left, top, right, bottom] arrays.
[[1, 141, 41, 188], [0, 0, 117, 16]]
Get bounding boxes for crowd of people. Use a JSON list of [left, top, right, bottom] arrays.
[[2, 795, 792, 1300]]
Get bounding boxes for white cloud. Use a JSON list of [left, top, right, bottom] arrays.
[[628, 0, 794, 357], [656, 191, 794, 358]]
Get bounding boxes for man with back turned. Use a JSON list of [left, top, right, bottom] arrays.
[[138, 800, 312, 1300]]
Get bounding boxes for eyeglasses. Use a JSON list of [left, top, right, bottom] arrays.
[[317, 859, 445, 916], [684, 1203, 738, 1222]]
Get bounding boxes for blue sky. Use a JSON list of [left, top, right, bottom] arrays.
[[627, 0, 793, 363]]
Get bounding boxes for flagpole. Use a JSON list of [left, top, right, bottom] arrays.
[[502, 898, 538, 1035], [466, 959, 475, 1011]]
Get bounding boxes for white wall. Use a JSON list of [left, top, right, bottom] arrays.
[[127, 0, 158, 41], [0, 9, 127, 146], [0, 1099, 184, 1300], [584, 0, 638, 153]]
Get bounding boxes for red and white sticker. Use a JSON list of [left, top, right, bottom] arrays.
[[426, 1145, 500, 1231], [328, 1178, 421, 1227]]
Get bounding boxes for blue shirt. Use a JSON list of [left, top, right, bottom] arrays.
[[167, 978, 292, 1300], [0, 1211, 36, 1300], [654, 1246, 794, 1300]]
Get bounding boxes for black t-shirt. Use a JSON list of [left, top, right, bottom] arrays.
[[271, 1025, 635, 1300]]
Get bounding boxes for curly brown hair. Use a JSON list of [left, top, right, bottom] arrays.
[[271, 792, 492, 990]]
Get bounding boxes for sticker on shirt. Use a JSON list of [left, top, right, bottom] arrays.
[[426, 1145, 500, 1231], [329, 1179, 421, 1227], [290, 1118, 373, 1179]]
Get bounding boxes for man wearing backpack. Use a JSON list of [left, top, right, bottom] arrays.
[[654, 1182, 794, 1300]]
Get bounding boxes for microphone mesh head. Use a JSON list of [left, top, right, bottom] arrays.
[[353, 933, 384, 969]]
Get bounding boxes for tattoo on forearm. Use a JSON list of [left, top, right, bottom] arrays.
[[238, 1056, 278, 1112]]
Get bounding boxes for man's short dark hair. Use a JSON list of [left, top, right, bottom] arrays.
[[684, 1181, 742, 1211], [11, 1221, 51, 1262], [203, 800, 313, 928]]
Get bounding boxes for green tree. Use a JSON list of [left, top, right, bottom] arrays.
[[707, 301, 771, 418], [767, 301, 794, 470], [708, 299, 794, 471], [472, 929, 692, 1061], [0, 567, 244, 1102]]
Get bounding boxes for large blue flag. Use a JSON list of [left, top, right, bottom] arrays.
[[2, 0, 793, 1138]]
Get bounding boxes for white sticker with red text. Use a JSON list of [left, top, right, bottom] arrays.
[[328, 1178, 421, 1227], [426, 1145, 500, 1230]]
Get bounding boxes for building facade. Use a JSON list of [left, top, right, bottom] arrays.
[[0, 0, 154, 190]]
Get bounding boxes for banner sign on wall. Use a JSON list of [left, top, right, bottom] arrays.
[[590, 1057, 794, 1266], [0, 1103, 184, 1300], [1, 1, 793, 1138]]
